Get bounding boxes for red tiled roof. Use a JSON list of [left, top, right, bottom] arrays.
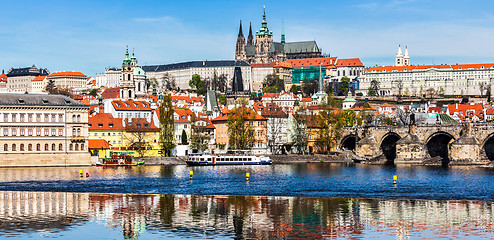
[[112, 100, 151, 111], [428, 107, 442, 113], [367, 63, 494, 73], [175, 109, 193, 123], [274, 61, 293, 68], [380, 103, 392, 108], [125, 118, 158, 130], [253, 102, 287, 118], [448, 103, 483, 115], [88, 139, 111, 149], [287, 57, 337, 68], [48, 71, 87, 77], [101, 87, 120, 99], [335, 58, 364, 67], [261, 93, 280, 98], [251, 62, 277, 67], [89, 113, 124, 130], [32, 76, 46, 82]]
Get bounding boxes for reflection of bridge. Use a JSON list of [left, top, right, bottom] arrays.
[[340, 123, 494, 164]]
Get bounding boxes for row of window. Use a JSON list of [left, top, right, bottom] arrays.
[[1, 128, 82, 137], [2, 143, 85, 152], [0, 113, 83, 123]]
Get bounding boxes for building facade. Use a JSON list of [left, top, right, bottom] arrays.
[[235, 7, 323, 64], [360, 63, 494, 96], [46, 71, 88, 90], [6, 65, 49, 93], [0, 94, 90, 166]]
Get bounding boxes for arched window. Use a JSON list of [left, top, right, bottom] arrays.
[[75, 144, 79, 151], [52, 144, 55, 151], [28, 144, 32, 151], [4, 144, 7, 151], [12, 144, 16, 151], [77, 115, 81, 122], [343, 70, 346, 76], [72, 128, 76, 136], [44, 144, 48, 151], [59, 144, 63, 151], [77, 128, 81, 136], [72, 115, 76, 122], [36, 144, 40, 151], [128, 90, 132, 98], [80, 143, 84, 151], [20, 144, 24, 151], [69, 144, 73, 151]]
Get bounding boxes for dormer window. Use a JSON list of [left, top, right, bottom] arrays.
[[42, 99, 48, 104], [109, 124, 113, 128], [98, 124, 103, 128], [18, 99, 24, 104], [65, 99, 71, 104]]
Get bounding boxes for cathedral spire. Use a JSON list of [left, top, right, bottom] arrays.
[[238, 20, 244, 37], [247, 22, 254, 45], [123, 45, 131, 66], [281, 20, 285, 45], [257, 6, 272, 36]]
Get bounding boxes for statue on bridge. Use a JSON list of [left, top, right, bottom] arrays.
[[409, 113, 416, 134]]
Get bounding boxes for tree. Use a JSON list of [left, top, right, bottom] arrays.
[[161, 73, 178, 92], [181, 129, 188, 145], [124, 118, 152, 158], [290, 112, 308, 154], [301, 79, 317, 97], [158, 93, 176, 156], [227, 99, 255, 150], [89, 88, 99, 97], [339, 76, 350, 96], [316, 95, 344, 152], [289, 84, 300, 94], [396, 79, 403, 100], [211, 71, 228, 93], [218, 94, 227, 105], [189, 74, 206, 95], [45, 79, 56, 93], [262, 74, 284, 93], [190, 114, 209, 152], [369, 80, 380, 96]]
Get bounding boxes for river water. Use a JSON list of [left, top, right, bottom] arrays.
[[0, 163, 492, 239]]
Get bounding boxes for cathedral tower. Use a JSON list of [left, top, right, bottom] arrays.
[[395, 45, 404, 66], [247, 22, 254, 46], [255, 6, 273, 63], [404, 46, 410, 66], [235, 21, 246, 61]]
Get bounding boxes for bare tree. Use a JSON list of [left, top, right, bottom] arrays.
[[160, 73, 177, 92], [124, 118, 153, 158]]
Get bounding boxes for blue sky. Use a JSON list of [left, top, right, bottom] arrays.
[[1, 0, 494, 76]]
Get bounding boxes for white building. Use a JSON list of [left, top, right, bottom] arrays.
[[360, 63, 494, 96], [6, 65, 49, 93], [95, 68, 121, 88]]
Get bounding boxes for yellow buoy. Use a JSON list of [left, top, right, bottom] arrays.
[[393, 175, 397, 184], [246, 172, 250, 181], [189, 170, 193, 180]]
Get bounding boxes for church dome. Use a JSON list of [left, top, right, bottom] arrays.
[[133, 66, 146, 76]]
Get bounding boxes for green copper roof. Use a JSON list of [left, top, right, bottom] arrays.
[[281, 20, 285, 45], [131, 49, 137, 62], [257, 6, 272, 36], [133, 66, 146, 76], [123, 47, 131, 66]]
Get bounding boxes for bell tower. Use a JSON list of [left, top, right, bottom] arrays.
[[120, 46, 135, 100], [255, 6, 273, 63]]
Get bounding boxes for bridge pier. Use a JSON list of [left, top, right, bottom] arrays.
[[449, 124, 487, 164], [356, 135, 379, 159], [395, 127, 427, 164]]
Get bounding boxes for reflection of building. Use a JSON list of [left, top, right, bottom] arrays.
[[0, 94, 91, 166], [0, 191, 89, 232]]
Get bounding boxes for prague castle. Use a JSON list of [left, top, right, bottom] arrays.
[[235, 7, 323, 64]]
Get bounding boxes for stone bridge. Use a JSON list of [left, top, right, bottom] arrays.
[[340, 123, 494, 164]]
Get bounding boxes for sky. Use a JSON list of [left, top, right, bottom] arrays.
[[1, 0, 494, 76]]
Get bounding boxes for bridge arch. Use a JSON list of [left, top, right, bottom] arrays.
[[340, 134, 360, 151], [482, 133, 494, 161], [426, 131, 455, 163], [379, 132, 401, 162]]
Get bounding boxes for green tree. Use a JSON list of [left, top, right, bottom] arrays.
[[367, 89, 376, 96], [45, 79, 56, 93], [339, 76, 350, 96], [289, 84, 300, 94], [89, 88, 99, 97], [370, 80, 380, 96], [181, 129, 188, 145], [291, 112, 308, 154], [262, 74, 284, 93], [227, 99, 255, 150], [189, 74, 206, 95], [218, 94, 227, 105], [301, 79, 317, 97], [316, 95, 344, 152], [158, 93, 176, 156]]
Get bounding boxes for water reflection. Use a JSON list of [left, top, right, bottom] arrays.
[[0, 191, 492, 239]]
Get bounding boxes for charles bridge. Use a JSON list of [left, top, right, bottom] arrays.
[[340, 123, 494, 165]]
